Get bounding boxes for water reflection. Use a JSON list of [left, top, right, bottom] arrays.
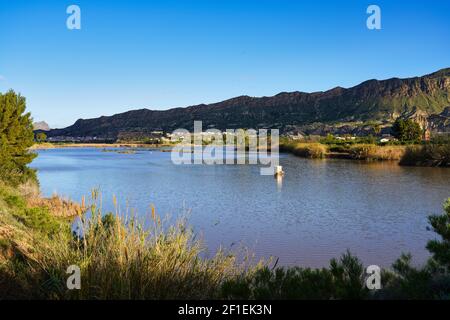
[[31, 148, 450, 268]]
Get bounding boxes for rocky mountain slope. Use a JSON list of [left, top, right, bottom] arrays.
[[33, 121, 50, 131], [47, 68, 450, 139]]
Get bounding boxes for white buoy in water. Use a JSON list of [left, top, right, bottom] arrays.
[[274, 165, 284, 178]]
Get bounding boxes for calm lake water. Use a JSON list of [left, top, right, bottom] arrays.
[[31, 147, 450, 268]]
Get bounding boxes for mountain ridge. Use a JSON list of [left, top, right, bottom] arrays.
[[47, 68, 450, 139]]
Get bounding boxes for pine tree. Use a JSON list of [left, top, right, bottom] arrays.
[[0, 90, 37, 185], [427, 199, 450, 272]]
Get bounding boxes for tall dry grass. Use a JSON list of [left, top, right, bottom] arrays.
[[3, 191, 255, 299], [280, 141, 328, 159], [348, 145, 406, 161]]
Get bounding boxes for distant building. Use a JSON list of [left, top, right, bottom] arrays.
[[287, 134, 304, 140], [379, 136, 397, 143]]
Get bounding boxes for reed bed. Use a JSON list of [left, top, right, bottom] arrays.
[[2, 182, 450, 300], [280, 142, 328, 159], [1, 188, 253, 299], [348, 145, 405, 161]]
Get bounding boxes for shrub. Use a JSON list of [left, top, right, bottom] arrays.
[[400, 142, 450, 167], [2, 188, 63, 236], [221, 251, 368, 300], [392, 118, 423, 142], [380, 198, 450, 299], [427, 199, 450, 272]]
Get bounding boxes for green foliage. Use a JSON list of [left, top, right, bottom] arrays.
[[0, 90, 37, 185], [2, 189, 62, 236], [329, 251, 368, 299], [221, 266, 334, 299], [1, 176, 450, 299], [320, 134, 339, 145], [221, 251, 368, 300], [379, 254, 434, 299], [319, 135, 378, 146], [392, 118, 423, 142], [380, 198, 450, 299], [427, 199, 450, 272]]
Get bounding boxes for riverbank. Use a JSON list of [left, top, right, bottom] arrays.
[[280, 140, 450, 166], [32, 141, 449, 167], [30, 142, 172, 150], [2, 178, 450, 299], [280, 141, 406, 161]]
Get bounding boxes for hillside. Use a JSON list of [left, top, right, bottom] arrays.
[[33, 121, 50, 131], [47, 68, 450, 139]]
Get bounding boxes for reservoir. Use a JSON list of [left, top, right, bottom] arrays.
[[31, 147, 450, 268]]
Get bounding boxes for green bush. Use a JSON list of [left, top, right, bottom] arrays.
[[427, 199, 450, 272], [2, 187, 62, 236], [392, 118, 423, 142], [380, 198, 450, 299], [221, 251, 368, 300]]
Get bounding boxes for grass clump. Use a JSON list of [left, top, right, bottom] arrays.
[[1, 189, 247, 299], [0, 184, 63, 236], [2, 178, 450, 300], [222, 251, 369, 300], [280, 141, 328, 159], [348, 144, 405, 161], [400, 140, 450, 167]]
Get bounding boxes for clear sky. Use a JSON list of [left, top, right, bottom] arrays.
[[0, 0, 449, 128]]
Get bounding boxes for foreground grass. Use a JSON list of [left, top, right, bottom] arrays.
[[1, 182, 450, 300], [0, 185, 244, 299]]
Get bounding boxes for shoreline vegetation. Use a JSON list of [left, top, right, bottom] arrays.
[[279, 136, 450, 167], [2, 89, 450, 299], [2, 180, 450, 299], [29, 142, 174, 150], [280, 140, 406, 161], [31, 136, 450, 167]]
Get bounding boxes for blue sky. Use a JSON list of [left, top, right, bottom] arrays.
[[0, 0, 449, 128]]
